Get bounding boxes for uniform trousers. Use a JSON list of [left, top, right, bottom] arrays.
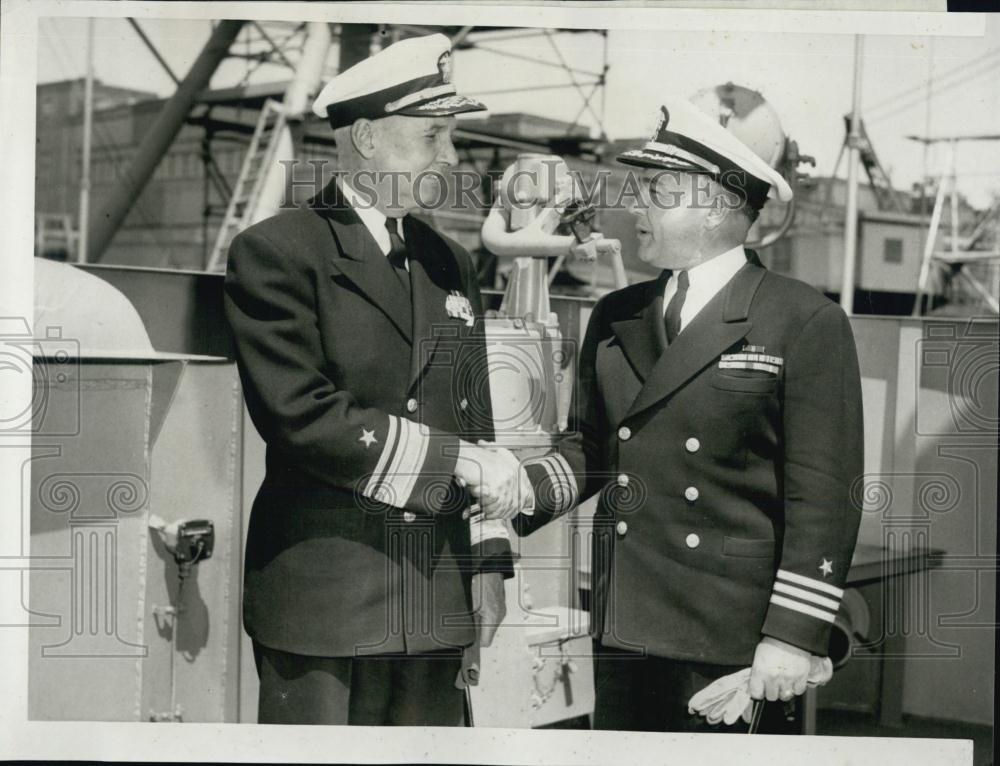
[[253, 640, 465, 726], [592, 642, 796, 733]]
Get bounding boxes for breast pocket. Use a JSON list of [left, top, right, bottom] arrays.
[[710, 371, 778, 394], [702, 370, 778, 467], [721, 536, 776, 584]]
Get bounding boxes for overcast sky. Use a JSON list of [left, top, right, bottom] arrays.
[[36, 14, 1000, 207]]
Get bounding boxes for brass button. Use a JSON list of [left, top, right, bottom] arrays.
[[685, 437, 701, 453], [685, 533, 700, 549], [459, 398, 469, 411], [406, 398, 418, 413], [618, 426, 631, 441], [616, 520, 628, 536], [403, 511, 416, 523], [617, 473, 629, 487], [684, 486, 699, 502]]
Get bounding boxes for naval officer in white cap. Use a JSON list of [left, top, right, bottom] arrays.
[[515, 96, 864, 732], [224, 32, 531, 726]]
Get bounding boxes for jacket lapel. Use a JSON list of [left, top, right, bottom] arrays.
[[624, 255, 766, 420], [609, 275, 668, 382], [404, 216, 461, 390], [310, 180, 413, 342]]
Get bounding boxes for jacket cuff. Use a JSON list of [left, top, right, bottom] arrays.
[[514, 453, 578, 536], [359, 416, 459, 513], [760, 569, 845, 655], [468, 512, 515, 577]]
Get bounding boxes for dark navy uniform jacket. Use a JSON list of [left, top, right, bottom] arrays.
[[224, 180, 512, 658], [517, 252, 864, 663]]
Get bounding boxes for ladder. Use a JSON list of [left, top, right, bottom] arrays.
[[206, 99, 287, 272], [960, 197, 1000, 252], [826, 117, 909, 216], [845, 116, 909, 213], [913, 170, 1000, 316], [930, 249, 1000, 314]]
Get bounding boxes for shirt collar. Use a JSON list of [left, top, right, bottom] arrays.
[[682, 244, 747, 292], [338, 178, 402, 254]]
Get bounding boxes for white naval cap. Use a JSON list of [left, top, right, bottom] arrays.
[[617, 96, 793, 209], [311, 33, 486, 127]]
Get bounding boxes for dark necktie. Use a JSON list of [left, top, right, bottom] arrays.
[[664, 269, 689, 344], [385, 217, 410, 291]]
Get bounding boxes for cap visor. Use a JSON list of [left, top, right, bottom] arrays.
[[397, 94, 487, 117], [616, 149, 706, 173], [767, 173, 794, 203]]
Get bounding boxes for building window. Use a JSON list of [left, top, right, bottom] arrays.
[[40, 97, 58, 118], [883, 238, 903, 264]]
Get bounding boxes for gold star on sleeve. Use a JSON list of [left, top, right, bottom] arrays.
[[359, 428, 378, 448]]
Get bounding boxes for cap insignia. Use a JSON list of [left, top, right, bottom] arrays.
[[437, 50, 453, 84], [653, 105, 670, 139]]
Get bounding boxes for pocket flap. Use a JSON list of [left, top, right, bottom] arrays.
[[711, 373, 777, 394], [723, 536, 775, 558]]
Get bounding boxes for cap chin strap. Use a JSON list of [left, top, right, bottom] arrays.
[[643, 141, 721, 175], [384, 83, 455, 113]]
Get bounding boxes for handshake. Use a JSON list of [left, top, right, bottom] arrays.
[[454, 440, 534, 520]]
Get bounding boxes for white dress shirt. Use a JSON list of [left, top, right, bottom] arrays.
[[663, 245, 748, 333], [338, 178, 405, 260]]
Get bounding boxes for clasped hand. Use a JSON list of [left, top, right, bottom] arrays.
[[454, 440, 532, 520], [749, 636, 814, 702]]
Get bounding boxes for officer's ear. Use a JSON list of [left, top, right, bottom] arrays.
[[703, 188, 739, 232], [350, 119, 377, 159]]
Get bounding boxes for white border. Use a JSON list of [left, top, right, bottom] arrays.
[[14, 1, 986, 35], [0, 1, 983, 763]]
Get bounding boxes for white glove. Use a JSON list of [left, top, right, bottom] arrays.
[[688, 656, 835, 726], [687, 668, 752, 726], [807, 655, 834, 686]]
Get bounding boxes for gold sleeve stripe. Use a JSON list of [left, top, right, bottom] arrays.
[[527, 452, 578, 513], [550, 453, 579, 510], [363, 416, 399, 499], [773, 581, 841, 612], [363, 416, 430, 508], [769, 594, 837, 623], [776, 569, 844, 598], [389, 418, 429, 507]]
